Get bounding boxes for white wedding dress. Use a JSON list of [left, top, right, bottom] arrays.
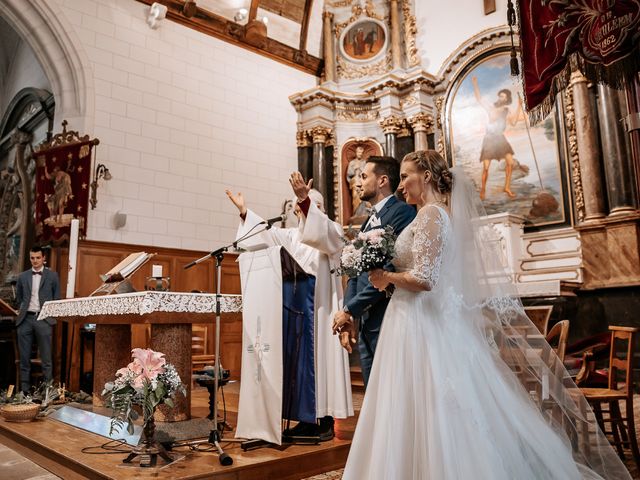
[[342, 204, 624, 480]]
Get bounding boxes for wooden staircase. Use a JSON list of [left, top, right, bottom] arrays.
[[350, 366, 364, 392]]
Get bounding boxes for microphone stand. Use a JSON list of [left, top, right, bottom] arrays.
[[183, 220, 276, 465]]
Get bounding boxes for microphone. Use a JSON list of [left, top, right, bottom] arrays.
[[263, 214, 286, 226]]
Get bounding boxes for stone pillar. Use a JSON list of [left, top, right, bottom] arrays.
[[322, 11, 335, 83], [597, 84, 637, 215], [151, 324, 191, 421], [311, 126, 331, 202], [570, 71, 607, 221], [93, 325, 131, 407], [296, 129, 312, 180], [408, 113, 433, 152], [379, 116, 400, 160], [389, 0, 402, 70]]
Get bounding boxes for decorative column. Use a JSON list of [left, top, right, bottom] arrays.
[[408, 113, 433, 152], [624, 73, 640, 204], [296, 129, 312, 181], [389, 0, 402, 70], [597, 84, 637, 215], [379, 116, 401, 160], [569, 70, 607, 221], [311, 126, 332, 202], [322, 11, 335, 83]]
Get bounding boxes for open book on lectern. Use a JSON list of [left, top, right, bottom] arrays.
[[91, 252, 155, 296]]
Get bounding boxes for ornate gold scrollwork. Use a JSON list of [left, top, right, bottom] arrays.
[[337, 51, 392, 79], [564, 85, 586, 223], [401, 0, 420, 67]]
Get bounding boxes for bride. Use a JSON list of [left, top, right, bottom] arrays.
[[341, 150, 630, 479]]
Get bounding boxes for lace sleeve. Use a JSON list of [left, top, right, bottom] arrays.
[[410, 206, 446, 290]]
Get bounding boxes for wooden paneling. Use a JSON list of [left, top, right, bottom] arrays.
[[50, 240, 244, 387]]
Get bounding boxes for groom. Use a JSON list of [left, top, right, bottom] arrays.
[[332, 156, 415, 387]]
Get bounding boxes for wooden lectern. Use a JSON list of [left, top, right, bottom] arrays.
[[0, 298, 18, 317]]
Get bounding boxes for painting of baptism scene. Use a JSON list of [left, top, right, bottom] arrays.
[[448, 52, 566, 227]]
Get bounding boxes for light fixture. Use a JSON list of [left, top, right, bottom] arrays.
[[261, 16, 269, 25], [234, 8, 248, 22], [146, 2, 168, 29], [90, 163, 112, 210]]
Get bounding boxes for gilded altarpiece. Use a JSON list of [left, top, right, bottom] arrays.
[[292, 0, 436, 227]]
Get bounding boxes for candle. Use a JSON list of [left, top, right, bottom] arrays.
[[66, 218, 80, 298], [152, 264, 163, 278]]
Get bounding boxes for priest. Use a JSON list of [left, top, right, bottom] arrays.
[[226, 172, 353, 441]]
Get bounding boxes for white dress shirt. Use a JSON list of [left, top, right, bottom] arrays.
[[28, 268, 43, 313], [363, 195, 393, 230]]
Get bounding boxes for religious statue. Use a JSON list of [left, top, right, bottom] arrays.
[[345, 145, 367, 216]]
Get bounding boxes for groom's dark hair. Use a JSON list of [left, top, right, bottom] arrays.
[[366, 156, 400, 192]]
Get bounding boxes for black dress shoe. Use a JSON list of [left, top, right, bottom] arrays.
[[318, 416, 334, 442], [283, 421, 319, 437]]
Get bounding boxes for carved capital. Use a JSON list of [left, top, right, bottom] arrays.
[[408, 112, 434, 132], [396, 119, 412, 138], [310, 126, 332, 144], [569, 69, 588, 87], [379, 116, 402, 134], [296, 130, 311, 148], [322, 10, 334, 21]]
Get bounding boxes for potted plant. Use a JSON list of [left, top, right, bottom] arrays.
[[102, 348, 185, 465]]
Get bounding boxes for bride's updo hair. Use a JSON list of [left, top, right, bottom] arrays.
[[402, 150, 453, 195]]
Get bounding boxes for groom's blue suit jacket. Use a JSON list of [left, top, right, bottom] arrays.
[[344, 195, 416, 335]]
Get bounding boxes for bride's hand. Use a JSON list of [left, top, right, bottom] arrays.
[[369, 269, 390, 291]]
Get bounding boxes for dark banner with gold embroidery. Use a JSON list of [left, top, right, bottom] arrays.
[[35, 141, 93, 243], [518, 0, 640, 122]]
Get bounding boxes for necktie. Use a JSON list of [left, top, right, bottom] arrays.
[[32, 271, 42, 276]]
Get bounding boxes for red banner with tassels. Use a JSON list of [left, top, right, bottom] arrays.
[[517, 0, 640, 122], [34, 140, 94, 244]]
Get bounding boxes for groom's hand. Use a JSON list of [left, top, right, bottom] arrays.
[[339, 325, 357, 353], [332, 310, 352, 334]]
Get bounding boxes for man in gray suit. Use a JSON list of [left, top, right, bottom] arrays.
[[15, 245, 60, 392]]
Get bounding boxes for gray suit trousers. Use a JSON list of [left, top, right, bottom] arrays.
[[17, 312, 53, 392]]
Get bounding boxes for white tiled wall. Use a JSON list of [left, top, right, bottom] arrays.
[[415, 0, 509, 75], [56, 0, 317, 250]]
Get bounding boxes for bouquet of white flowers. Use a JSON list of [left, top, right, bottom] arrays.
[[337, 226, 396, 278], [102, 348, 185, 435]]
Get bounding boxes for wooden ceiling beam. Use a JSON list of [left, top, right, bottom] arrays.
[[298, 0, 313, 53], [248, 0, 260, 22], [134, 0, 321, 76]]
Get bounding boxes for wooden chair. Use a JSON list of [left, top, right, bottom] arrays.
[[579, 326, 640, 469], [192, 324, 214, 376], [524, 305, 553, 335], [545, 320, 570, 362]]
